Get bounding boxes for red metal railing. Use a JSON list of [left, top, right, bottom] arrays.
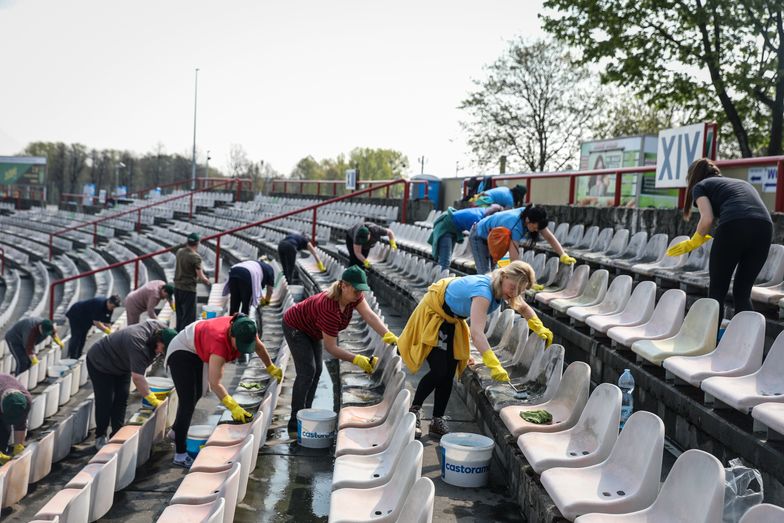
[[129, 177, 252, 201], [469, 154, 784, 212], [48, 178, 239, 260], [269, 178, 429, 199], [48, 178, 416, 319]]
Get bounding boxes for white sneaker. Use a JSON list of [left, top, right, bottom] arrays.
[[95, 436, 107, 450], [172, 454, 194, 469]]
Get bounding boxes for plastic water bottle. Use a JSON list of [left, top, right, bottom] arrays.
[[618, 369, 635, 430]]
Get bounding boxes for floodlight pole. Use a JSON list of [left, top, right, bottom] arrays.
[[191, 68, 199, 190]]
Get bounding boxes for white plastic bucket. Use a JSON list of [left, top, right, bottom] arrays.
[[440, 432, 495, 488], [297, 409, 337, 448], [201, 305, 223, 319], [143, 377, 174, 408], [186, 424, 213, 457]]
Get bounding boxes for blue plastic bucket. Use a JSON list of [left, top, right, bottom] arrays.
[[186, 424, 213, 457], [142, 377, 174, 408]]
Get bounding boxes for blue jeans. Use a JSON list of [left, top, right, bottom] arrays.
[[469, 227, 492, 274], [436, 235, 455, 270]]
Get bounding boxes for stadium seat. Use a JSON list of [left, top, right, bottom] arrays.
[[329, 440, 423, 523], [486, 342, 564, 411], [536, 265, 590, 306], [34, 486, 91, 523], [395, 477, 435, 523], [518, 383, 621, 474], [29, 430, 55, 484], [52, 414, 75, 463], [613, 233, 668, 270], [335, 396, 413, 457], [89, 426, 139, 491], [584, 281, 656, 334], [631, 298, 719, 365], [28, 393, 47, 431], [752, 402, 784, 440], [338, 379, 407, 430], [540, 411, 664, 521], [43, 383, 60, 418], [739, 503, 784, 522], [663, 311, 765, 387], [331, 412, 415, 490], [499, 361, 590, 437], [630, 235, 689, 276], [156, 498, 227, 523], [65, 454, 118, 522], [551, 269, 609, 313], [191, 435, 254, 503], [582, 229, 629, 262], [567, 274, 632, 323], [573, 449, 724, 523], [607, 289, 686, 348], [1, 445, 32, 507], [170, 463, 240, 523]]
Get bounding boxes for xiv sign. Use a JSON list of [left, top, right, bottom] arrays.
[[655, 123, 706, 188]]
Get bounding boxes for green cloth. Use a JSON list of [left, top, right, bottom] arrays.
[[520, 409, 553, 424], [427, 207, 462, 258]]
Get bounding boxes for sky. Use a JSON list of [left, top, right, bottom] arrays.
[[0, 0, 547, 179]]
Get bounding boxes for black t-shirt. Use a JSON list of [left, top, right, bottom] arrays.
[[692, 177, 772, 226], [282, 234, 309, 251]]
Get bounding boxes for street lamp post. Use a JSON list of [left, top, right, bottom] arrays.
[[115, 161, 126, 197], [191, 68, 200, 190], [205, 150, 211, 187]]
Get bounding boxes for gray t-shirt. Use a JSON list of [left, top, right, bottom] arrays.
[[86, 320, 163, 375], [692, 177, 772, 226], [4, 317, 47, 353]]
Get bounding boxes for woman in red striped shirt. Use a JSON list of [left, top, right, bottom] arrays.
[[283, 265, 398, 432]]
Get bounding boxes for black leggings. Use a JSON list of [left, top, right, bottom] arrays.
[[278, 241, 299, 284], [283, 321, 323, 428], [412, 321, 458, 418], [86, 356, 131, 438], [345, 236, 370, 268], [228, 267, 253, 315], [709, 218, 773, 321], [168, 350, 204, 454]]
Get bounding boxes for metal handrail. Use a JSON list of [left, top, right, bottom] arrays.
[[48, 178, 415, 319], [48, 178, 238, 260], [0, 247, 4, 276]]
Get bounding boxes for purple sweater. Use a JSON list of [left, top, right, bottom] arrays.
[[0, 373, 32, 430]]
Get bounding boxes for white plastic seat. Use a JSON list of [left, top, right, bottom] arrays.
[[614, 233, 668, 269], [65, 454, 118, 522], [329, 440, 423, 523], [28, 393, 47, 431], [540, 411, 665, 521], [663, 311, 765, 387], [551, 270, 609, 313], [739, 503, 784, 522], [157, 498, 226, 523], [2, 445, 32, 507], [34, 486, 91, 523], [573, 449, 725, 523], [752, 402, 784, 439], [631, 298, 719, 365], [500, 362, 590, 437], [567, 275, 632, 323], [29, 430, 55, 484], [171, 462, 240, 523], [338, 379, 407, 430], [335, 392, 410, 457], [631, 235, 690, 276], [331, 413, 415, 490], [518, 383, 621, 474], [701, 330, 784, 413], [395, 477, 435, 523], [191, 435, 254, 503], [89, 427, 139, 491], [536, 265, 590, 306], [585, 281, 656, 334], [607, 289, 686, 348]]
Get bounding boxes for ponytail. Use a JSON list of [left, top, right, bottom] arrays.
[[683, 158, 721, 220]]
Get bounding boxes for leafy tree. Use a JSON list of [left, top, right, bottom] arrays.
[[592, 89, 683, 139], [460, 38, 602, 173], [541, 0, 784, 157], [290, 155, 324, 180]]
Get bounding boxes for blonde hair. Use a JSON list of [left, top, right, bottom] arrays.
[[325, 280, 345, 301], [491, 260, 536, 310]]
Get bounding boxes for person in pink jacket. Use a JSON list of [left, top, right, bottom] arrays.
[[124, 281, 175, 325]]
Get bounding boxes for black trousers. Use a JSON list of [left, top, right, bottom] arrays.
[[412, 321, 458, 418], [168, 350, 204, 454], [283, 321, 323, 429], [86, 356, 131, 438], [0, 422, 12, 453], [228, 267, 253, 315], [277, 241, 298, 284], [709, 218, 772, 321], [174, 289, 197, 332], [67, 322, 90, 359], [345, 236, 370, 268], [5, 336, 31, 375]]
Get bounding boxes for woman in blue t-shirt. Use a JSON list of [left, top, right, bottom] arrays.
[[469, 205, 576, 274], [667, 158, 772, 321], [428, 204, 503, 269], [472, 184, 527, 209], [398, 261, 553, 439]]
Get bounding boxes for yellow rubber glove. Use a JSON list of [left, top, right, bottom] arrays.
[[53, 335, 64, 349], [353, 355, 378, 374], [260, 297, 270, 306], [317, 260, 326, 272], [532, 283, 545, 291], [389, 238, 398, 250], [12, 443, 24, 457], [363, 259, 371, 269], [144, 393, 163, 408], [266, 364, 283, 383], [481, 350, 510, 382], [382, 332, 398, 345], [667, 232, 712, 257], [30, 355, 39, 365], [528, 317, 553, 347], [559, 253, 576, 265], [171, 302, 176, 311], [0, 452, 10, 465], [102, 327, 112, 335], [222, 395, 253, 423]]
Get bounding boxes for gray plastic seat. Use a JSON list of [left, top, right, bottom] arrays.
[[551, 270, 609, 313], [536, 265, 590, 306], [607, 289, 686, 348], [568, 275, 633, 323], [585, 281, 656, 334], [632, 235, 690, 276]]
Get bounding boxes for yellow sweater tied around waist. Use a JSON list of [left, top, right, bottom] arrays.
[[397, 277, 471, 377]]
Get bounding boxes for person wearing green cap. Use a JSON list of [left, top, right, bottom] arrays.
[[345, 221, 397, 269], [174, 232, 211, 332], [124, 280, 175, 325], [86, 320, 178, 449], [164, 313, 281, 468], [282, 265, 399, 433], [66, 295, 122, 359], [0, 373, 32, 465], [4, 316, 63, 376]]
